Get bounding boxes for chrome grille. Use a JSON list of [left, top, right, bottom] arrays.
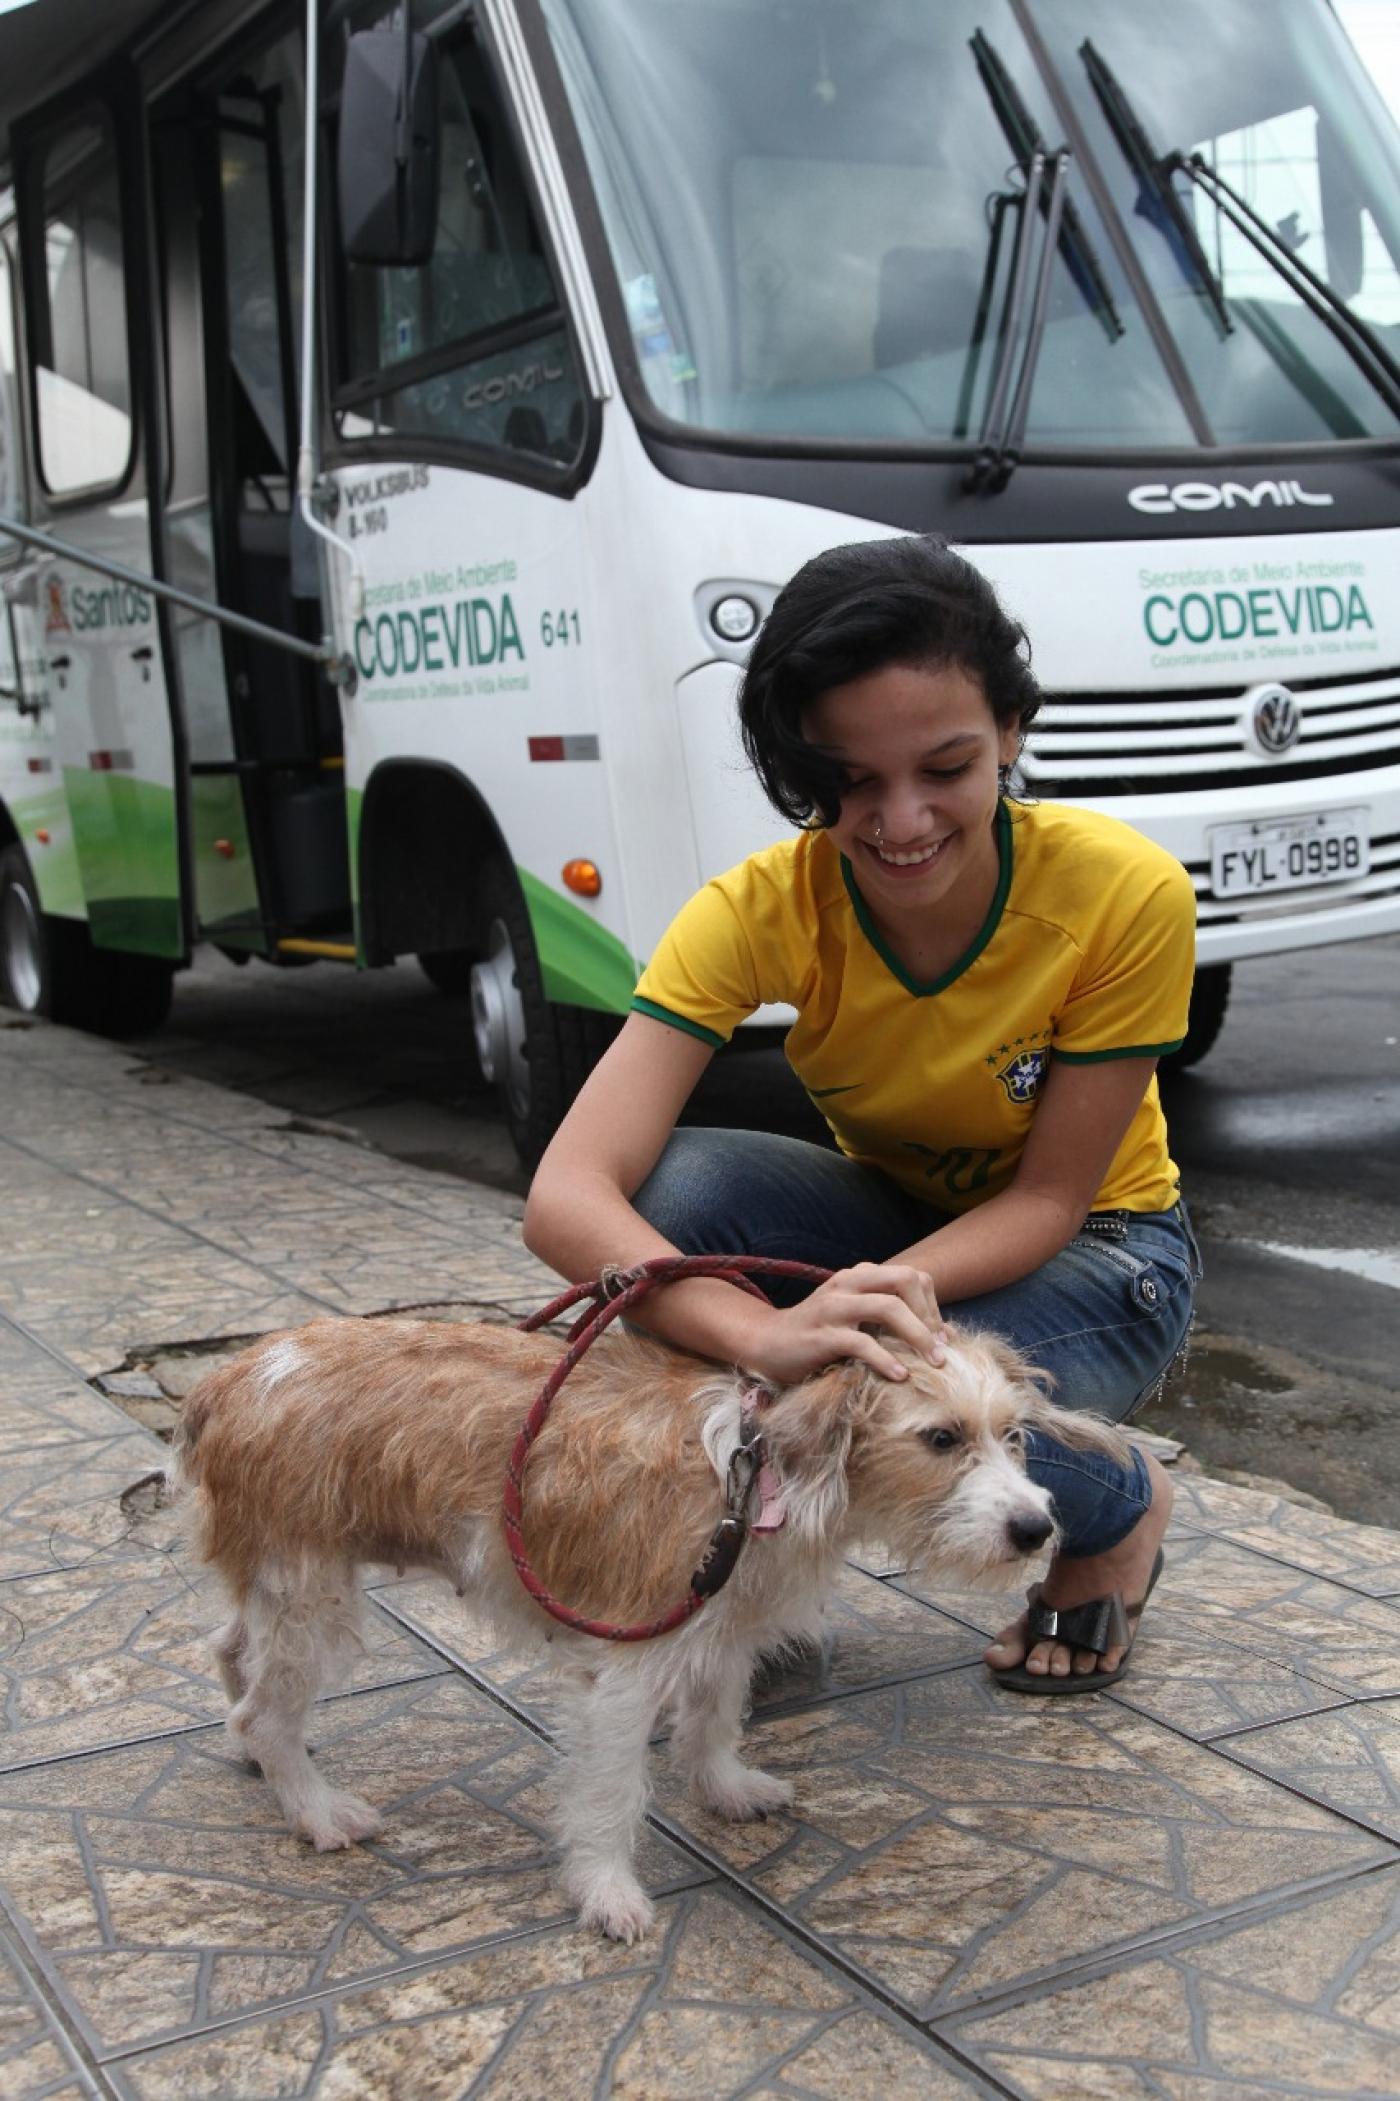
[[1025, 664, 1400, 795], [1188, 828, 1400, 923]]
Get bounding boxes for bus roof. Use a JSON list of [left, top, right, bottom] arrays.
[[0, 0, 171, 163]]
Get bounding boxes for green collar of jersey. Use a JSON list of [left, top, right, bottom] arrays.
[[839, 800, 1013, 998]]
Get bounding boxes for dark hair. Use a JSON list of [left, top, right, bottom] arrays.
[[737, 536, 1041, 828]]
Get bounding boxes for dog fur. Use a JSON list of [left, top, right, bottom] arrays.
[[173, 1314, 1129, 1942]]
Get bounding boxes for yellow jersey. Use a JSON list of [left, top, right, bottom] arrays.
[[632, 801, 1196, 1214]]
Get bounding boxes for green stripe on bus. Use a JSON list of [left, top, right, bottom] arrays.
[[519, 867, 641, 1014]]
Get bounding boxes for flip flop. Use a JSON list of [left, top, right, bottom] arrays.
[[990, 1546, 1165, 1695]]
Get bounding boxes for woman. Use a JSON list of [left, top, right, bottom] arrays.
[[524, 536, 1200, 1692]]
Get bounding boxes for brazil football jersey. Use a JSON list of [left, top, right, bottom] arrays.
[[632, 801, 1196, 1215]]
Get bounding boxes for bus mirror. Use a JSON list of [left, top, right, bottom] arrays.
[[337, 26, 440, 267]]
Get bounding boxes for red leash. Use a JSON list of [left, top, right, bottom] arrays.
[[507, 1255, 831, 1641]]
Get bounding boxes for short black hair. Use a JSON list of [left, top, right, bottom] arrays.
[[737, 535, 1041, 828]]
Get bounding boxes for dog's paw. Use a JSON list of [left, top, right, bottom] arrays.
[[695, 1764, 796, 1822], [573, 1873, 655, 1945], [299, 1792, 383, 1852]]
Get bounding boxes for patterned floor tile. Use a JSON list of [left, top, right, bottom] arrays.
[[1221, 1699, 1400, 1841], [1101, 1610, 1352, 1741], [109, 1887, 985, 2099], [0, 1919, 91, 2099], [653, 1669, 1391, 2018], [0, 1432, 171, 1583], [947, 1862, 1400, 2098], [1155, 1531, 1400, 1698], [375, 1563, 988, 1742], [1167, 1476, 1400, 1598], [1, 1678, 703, 2063], [0, 1551, 443, 1772]]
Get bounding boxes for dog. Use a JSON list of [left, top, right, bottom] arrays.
[[173, 1314, 1129, 1943]]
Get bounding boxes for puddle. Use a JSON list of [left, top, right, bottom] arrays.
[[1252, 1242, 1400, 1292]]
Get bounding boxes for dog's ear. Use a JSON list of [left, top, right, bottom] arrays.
[[1020, 1389, 1134, 1465]]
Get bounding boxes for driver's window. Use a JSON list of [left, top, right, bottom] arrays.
[[334, 18, 585, 468]]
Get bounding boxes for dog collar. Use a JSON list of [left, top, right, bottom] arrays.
[[739, 1381, 787, 1534]]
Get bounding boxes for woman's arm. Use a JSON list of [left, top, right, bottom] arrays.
[[524, 1012, 943, 1382], [893, 1056, 1160, 1301]]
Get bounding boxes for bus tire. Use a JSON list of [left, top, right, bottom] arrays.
[[1161, 962, 1231, 1073], [0, 845, 173, 1036], [0, 844, 59, 1018], [469, 859, 617, 1167]]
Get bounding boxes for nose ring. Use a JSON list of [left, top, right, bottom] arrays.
[[872, 816, 883, 843]]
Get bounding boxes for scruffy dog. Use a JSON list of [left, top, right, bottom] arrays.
[[174, 1316, 1128, 1943]]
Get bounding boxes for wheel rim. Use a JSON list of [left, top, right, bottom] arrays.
[[1, 878, 43, 1012], [469, 918, 531, 1123]]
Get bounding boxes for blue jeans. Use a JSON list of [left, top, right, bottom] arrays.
[[634, 1129, 1202, 1559]]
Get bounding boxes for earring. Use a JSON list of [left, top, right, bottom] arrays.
[[997, 764, 1011, 796]]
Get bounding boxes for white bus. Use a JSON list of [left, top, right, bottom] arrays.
[[0, 0, 1397, 1163]]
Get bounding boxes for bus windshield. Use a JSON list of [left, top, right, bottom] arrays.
[[538, 0, 1400, 453]]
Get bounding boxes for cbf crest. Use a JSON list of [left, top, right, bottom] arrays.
[[996, 1045, 1049, 1104]]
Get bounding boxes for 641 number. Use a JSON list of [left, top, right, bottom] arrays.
[[540, 609, 582, 648]]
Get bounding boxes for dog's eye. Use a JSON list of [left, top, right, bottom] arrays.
[[921, 1426, 961, 1453]]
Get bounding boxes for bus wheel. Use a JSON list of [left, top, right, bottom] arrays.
[[469, 860, 616, 1167], [0, 845, 173, 1036], [1161, 963, 1232, 1073], [0, 845, 53, 1015]]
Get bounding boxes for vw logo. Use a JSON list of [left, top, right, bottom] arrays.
[[1245, 682, 1301, 756]]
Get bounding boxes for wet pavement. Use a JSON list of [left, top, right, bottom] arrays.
[[2, 1007, 1400, 2098]]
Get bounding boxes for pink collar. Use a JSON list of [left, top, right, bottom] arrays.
[[739, 1381, 787, 1534]]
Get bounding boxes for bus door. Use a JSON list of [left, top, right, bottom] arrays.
[[152, 17, 349, 955], [13, 78, 188, 961]]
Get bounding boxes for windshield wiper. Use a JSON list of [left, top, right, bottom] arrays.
[[970, 30, 1122, 344], [1079, 39, 1232, 340], [965, 147, 1071, 492], [1165, 151, 1400, 421]]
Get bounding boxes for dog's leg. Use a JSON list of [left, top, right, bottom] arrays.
[[212, 1613, 249, 1704], [554, 1659, 661, 1944], [671, 1642, 795, 1822], [228, 1561, 383, 1852]]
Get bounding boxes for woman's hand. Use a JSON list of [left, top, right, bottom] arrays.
[[738, 1262, 947, 1388]]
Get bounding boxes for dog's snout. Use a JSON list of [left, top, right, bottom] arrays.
[[1007, 1511, 1054, 1554]]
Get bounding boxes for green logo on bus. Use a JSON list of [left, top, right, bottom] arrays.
[[352, 592, 525, 681]]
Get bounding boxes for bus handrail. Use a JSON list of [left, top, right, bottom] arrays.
[[0, 514, 358, 690]]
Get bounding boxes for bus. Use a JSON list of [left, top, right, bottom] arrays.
[[0, 0, 1397, 1165]]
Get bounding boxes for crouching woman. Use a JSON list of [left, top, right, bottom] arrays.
[[525, 535, 1201, 1691]]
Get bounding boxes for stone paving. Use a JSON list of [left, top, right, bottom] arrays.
[[0, 1012, 1398, 2100]]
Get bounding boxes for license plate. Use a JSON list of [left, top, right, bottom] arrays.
[[1209, 807, 1369, 899]]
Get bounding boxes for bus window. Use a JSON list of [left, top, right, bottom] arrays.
[[30, 115, 134, 497], [332, 18, 585, 468]]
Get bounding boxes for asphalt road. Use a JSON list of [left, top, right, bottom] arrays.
[[131, 931, 1400, 1525]]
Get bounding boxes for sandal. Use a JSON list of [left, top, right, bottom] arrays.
[[990, 1547, 1165, 1696]]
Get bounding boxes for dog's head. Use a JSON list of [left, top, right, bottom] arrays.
[[764, 1328, 1131, 1584]]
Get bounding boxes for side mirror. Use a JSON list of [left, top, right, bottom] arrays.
[[337, 25, 440, 268]]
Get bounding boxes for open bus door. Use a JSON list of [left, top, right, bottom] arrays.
[[10, 65, 185, 1028], [152, 16, 350, 966]]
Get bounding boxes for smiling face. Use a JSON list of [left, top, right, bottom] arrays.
[[801, 661, 1020, 932]]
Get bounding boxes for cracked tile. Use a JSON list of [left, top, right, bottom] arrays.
[[0, 1677, 701, 2059], [0, 1432, 170, 1582], [112, 1887, 980, 2098], [948, 1862, 1400, 2098], [654, 1669, 1391, 2017], [1221, 1700, 1400, 1841]]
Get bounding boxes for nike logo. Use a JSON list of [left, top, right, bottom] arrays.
[[807, 1083, 862, 1099]]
